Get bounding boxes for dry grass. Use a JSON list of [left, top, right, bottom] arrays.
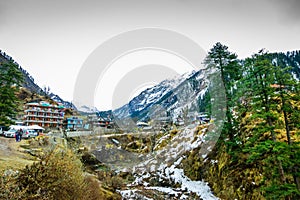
[[0, 136, 122, 200], [0, 137, 34, 173]]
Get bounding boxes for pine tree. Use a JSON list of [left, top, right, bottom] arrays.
[[204, 42, 241, 141], [0, 61, 23, 126]]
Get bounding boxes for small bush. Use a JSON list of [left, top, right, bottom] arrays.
[[98, 171, 125, 192], [84, 175, 105, 200], [0, 171, 26, 200], [170, 129, 178, 137], [17, 146, 86, 199], [0, 145, 105, 200]]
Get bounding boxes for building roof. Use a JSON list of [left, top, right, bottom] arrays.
[[26, 101, 65, 109], [28, 125, 44, 130]]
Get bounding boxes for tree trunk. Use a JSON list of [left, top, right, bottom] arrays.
[[281, 94, 292, 145], [280, 92, 300, 190], [284, 120, 300, 191], [266, 116, 287, 184], [261, 75, 287, 184], [219, 58, 234, 141]]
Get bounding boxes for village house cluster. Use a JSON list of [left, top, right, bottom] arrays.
[[7, 99, 212, 134], [21, 101, 113, 132]]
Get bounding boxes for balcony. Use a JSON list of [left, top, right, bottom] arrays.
[[25, 108, 62, 114], [25, 114, 37, 117], [24, 119, 44, 123]]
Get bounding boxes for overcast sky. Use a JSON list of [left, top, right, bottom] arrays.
[[0, 0, 300, 110]]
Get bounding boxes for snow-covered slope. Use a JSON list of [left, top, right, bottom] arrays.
[[112, 70, 209, 121]]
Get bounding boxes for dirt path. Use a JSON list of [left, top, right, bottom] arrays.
[[0, 137, 33, 172]]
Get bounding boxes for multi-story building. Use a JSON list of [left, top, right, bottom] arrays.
[[85, 114, 115, 130], [63, 116, 83, 131], [23, 101, 64, 128]]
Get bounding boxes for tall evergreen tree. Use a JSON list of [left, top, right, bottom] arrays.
[[204, 42, 241, 141], [0, 61, 23, 126]]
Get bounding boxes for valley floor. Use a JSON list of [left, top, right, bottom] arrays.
[[0, 125, 220, 200]]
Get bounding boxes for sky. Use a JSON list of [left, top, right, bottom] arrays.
[[0, 0, 300, 110]]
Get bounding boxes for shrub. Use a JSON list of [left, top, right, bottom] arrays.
[[0, 145, 105, 200], [0, 170, 26, 200], [17, 146, 86, 199]]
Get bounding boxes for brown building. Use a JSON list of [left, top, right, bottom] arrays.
[[23, 101, 64, 128]]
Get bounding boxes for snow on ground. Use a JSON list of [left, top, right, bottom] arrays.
[[132, 123, 215, 174], [132, 157, 218, 200], [167, 163, 218, 200], [118, 189, 153, 200], [119, 125, 219, 200], [145, 186, 181, 196]]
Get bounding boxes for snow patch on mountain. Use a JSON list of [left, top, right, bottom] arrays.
[[77, 105, 99, 113], [112, 70, 209, 121]]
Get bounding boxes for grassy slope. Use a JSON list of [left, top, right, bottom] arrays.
[[0, 137, 34, 173]]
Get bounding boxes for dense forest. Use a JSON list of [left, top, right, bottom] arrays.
[[193, 43, 300, 199]]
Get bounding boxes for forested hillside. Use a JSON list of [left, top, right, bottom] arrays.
[[268, 50, 300, 79], [0, 50, 75, 124], [0, 50, 45, 95], [185, 43, 300, 199]]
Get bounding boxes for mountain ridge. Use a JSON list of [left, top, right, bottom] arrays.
[[0, 49, 75, 109], [111, 69, 209, 125], [101, 50, 300, 124]]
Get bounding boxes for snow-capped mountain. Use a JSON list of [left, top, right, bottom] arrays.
[[112, 69, 209, 122], [49, 93, 76, 109], [76, 105, 99, 114]]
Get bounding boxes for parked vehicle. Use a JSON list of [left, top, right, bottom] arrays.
[[3, 125, 38, 138], [3, 129, 18, 138], [22, 129, 38, 138]]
